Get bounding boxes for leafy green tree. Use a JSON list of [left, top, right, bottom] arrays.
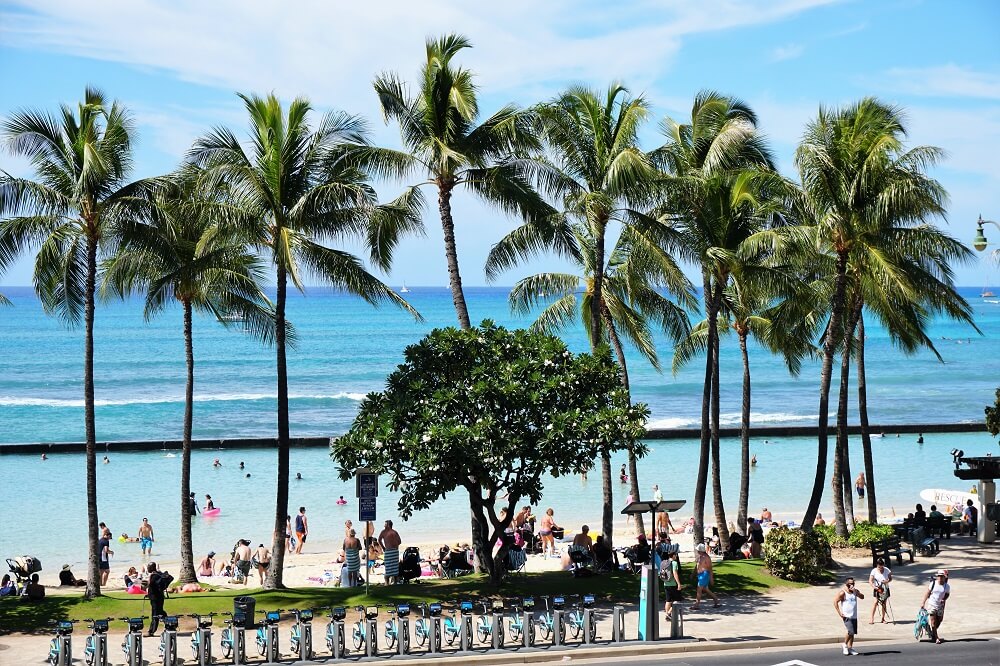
[[498, 221, 692, 537], [0, 88, 154, 597], [371, 34, 549, 329], [331, 322, 649, 585], [190, 93, 422, 587], [521, 83, 661, 546], [794, 97, 970, 532], [102, 169, 278, 583], [986, 388, 1000, 438], [652, 91, 777, 548]]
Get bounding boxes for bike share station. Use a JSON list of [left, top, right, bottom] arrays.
[[621, 499, 690, 642]]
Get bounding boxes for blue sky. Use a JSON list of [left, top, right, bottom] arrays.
[[1, 0, 999, 287]]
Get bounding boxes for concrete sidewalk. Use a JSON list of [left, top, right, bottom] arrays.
[[1, 537, 996, 664]]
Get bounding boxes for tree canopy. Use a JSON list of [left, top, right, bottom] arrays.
[[331, 321, 648, 583]]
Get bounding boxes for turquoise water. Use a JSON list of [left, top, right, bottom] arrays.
[[1, 286, 998, 568]]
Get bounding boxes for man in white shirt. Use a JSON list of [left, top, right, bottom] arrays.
[[833, 576, 864, 656], [921, 569, 951, 643], [868, 559, 892, 624]]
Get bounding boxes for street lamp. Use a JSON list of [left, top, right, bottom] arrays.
[[973, 215, 1000, 251]]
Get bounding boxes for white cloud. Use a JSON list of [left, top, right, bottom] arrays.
[[880, 64, 1000, 101], [770, 43, 804, 62]]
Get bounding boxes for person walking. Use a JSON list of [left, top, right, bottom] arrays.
[[921, 569, 950, 643], [868, 559, 892, 623], [855, 472, 866, 499], [253, 543, 271, 585], [660, 549, 683, 620], [691, 543, 719, 609], [294, 506, 308, 554], [137, 517, 155, 556], [145, 562, 174, 636], [833, 576, 864, 655], [378, 520, 402, 585]]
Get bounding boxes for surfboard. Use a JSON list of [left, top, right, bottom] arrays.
[[919, 488, 977, 508]]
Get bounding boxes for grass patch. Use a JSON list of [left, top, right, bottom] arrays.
[[0, 560, 809, 635]]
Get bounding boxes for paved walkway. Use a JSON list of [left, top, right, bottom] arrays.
[[1, 537, 996, 663]]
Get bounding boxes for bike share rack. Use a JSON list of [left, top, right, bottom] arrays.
[[459, 600, 474, 653], [160, 615, 180, 666], [551, 596, 565, 647], [395, 604, 411, 655], [85, 618, 110, 666], [291, 608, 313, 661], [365, 606, 379, 657], [611, 605, 626, 642], [326, 607, 347, 660], [490, 600, 504, 649], [427, 603, 443, 654], [190, 614, 213, 666], [581, 595, 596, 644]]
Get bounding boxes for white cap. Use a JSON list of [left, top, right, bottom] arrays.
[[696, 543, 706, 552]]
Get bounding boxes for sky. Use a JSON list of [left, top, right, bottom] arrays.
[[1, 0, 999, 287]]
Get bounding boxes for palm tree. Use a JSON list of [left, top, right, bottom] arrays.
[[372, 34, 549, 329], [652, 92, 776, 547], [190, 93, 422, 588], [512, 83, 663, 545], [499, 221, 692, 537], [795, 97, 970, 531], [102, 169, 278, 583], [0, 88, 153, 597]]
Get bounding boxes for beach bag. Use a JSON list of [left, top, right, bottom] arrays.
[[914, 608, 930, 640]]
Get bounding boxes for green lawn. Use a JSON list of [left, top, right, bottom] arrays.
[[0, 560, 806, 635]]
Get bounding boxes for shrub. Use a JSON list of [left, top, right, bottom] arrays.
[[814, 523, 848, 548], [762, 526, 830, 582], [847, 521, 895, 548]]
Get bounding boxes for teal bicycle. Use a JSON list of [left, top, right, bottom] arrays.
[[507, 597, 535, 645]]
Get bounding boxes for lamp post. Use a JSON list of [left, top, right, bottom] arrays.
[[973, 215, 1000, 251]]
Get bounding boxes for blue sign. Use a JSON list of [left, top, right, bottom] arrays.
[[356, 470, 378, 498], [359, 496, 377, 522]]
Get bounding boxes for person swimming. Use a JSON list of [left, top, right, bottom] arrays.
[[295, 473, 303, 480], [213, 458, 221, 468], [103, 455, 110, 464], [205, 494, 215, 510], [239, 461, 245, 470], [336, 495, 347, 505]]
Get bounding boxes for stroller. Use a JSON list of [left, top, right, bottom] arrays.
[[6, 556, 42, 586], [399, 547, 422, 583]]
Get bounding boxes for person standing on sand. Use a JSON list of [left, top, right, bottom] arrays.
[[137, 518, 155, 555], [691, 543, 719, 609], [539, 508, 557, 558], [379, 520, 402, 585], [855, 472, 866, 499], [921, 569, 950, 643], [253, 543, 271, 585], [98, 529, 113, 585], [294, 507, 308, 554], [343, 529, 362, 587], [233, 540, 252, 584], [833, 576, 864, 655]]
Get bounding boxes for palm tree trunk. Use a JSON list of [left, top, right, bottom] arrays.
[[591, 220, 612, 545], [840, 304, 863, 531], [437, 182, 471, 330], [801, 251, 849, 531], [84, 235, 100, 599], [737, 329, 751, 536], [693, 275, 714, 546], [710, 282, 730, 552], [857, 312, 878, 523], [267, 263, 290, 589], [606, 316, 644, 538], [179, 299, 197, 584], [832, 342, 851, 538], [600, 453, 613, 546]]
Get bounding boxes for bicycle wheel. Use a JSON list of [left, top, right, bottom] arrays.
[[386, 624, 397, 650], [221, 638, 232, 659], [476, 619, 489, 644], [569, 615, 582, 640], [445, 625, 457, 646], [498, 622, 504, 646], [510, 623, 521, 643], [352, 625, 364, 651], [415, 621, 427, 647], [536, 618, 551, 641], [589, 614, 597, 640]]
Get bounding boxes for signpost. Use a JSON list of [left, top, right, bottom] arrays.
[[356, 468, 378, 595]]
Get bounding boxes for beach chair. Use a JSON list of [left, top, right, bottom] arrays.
[[567, 545, 594, 578], [440, 550, 474, 579], [506, 547, 528, 576]]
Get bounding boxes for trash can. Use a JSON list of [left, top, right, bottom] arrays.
[[234, 596, 256, 629]]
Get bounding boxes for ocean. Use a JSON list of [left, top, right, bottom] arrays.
[[0, 286, 997, 569]]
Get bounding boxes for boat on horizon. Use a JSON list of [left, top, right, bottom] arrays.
[[982, 290, 995, 297], [399, 284, 410, 293]]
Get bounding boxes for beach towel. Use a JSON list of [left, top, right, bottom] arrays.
[[383, 548, 400, 578], [345, 548, 361, 573]]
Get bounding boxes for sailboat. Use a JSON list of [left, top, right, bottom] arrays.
[[399, 283, 410, 293], [983, 272, 995, 298]]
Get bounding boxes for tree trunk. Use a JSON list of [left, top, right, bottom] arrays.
[[467, 488, 494, 577], [692, 275, 714, 546], [84, 235, 100, 599], [437, 182, 471, 330], [832, 340, 851, 538], [709, 281, 730, 553], [600, 453, 613, 548], [606, 316, 644, 537], [857, 313, 878, 523], [266, 263, 290, 589], [179, 299, 197, 584], [590, 220, 613, 545], [801, 251, 849, 531], [737, 328, 751, 536]]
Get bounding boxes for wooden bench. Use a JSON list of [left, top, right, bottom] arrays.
[[870, 536, 914, 567], [912, 527, 940, 556], [924, 516, 953, 539]]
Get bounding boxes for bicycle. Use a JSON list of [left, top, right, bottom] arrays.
[[47, 619, 77, 666], [565, 594, 596, 640], [119, 616, 144, 666], [476, 598, 505, 646], [442, 601, 473, 646], [289, 607, 314, 660], [188, 613, 214, 665], [351, 605, 379, 653], [255, 609, 282, 661], [83, 618, 111, 666], [158, 615, 180, 665], [324, 606, 347, 656], [535, 595, 565, 641], [413, 602, 440, 649], [507, 597, 535, 645], [384, 603, 410, 652]]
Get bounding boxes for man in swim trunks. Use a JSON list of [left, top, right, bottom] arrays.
[[233, 540, 252, 585], [98, 529, 113, 585], [378, 520, 403, 584], [294, 507, 308, 554], [137, 518, 155, 555], [691, 543, 720, 609]]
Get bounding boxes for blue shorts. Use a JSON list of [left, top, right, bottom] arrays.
[[140, 537, 153, 550], [697, 570, 710, 588]]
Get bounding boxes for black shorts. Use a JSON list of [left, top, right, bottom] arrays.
[[99, 561, 110, 571], [665, 587, 682, 602], [843, 618, 857, 635]]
